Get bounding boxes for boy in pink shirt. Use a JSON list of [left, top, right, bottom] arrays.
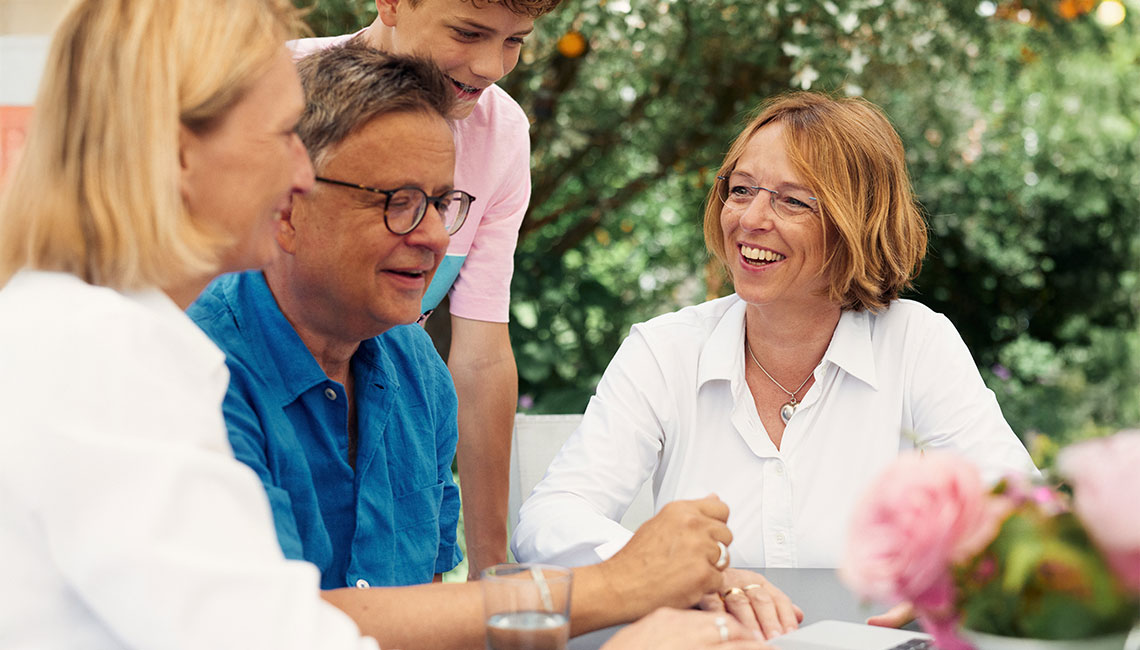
[[289, 0, 560, 578]]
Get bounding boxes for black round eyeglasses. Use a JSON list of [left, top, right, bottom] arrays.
[[315, 176, 475, 236]]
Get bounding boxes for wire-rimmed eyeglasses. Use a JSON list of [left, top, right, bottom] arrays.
[[315, 176, 475, 235], [716, 175, 818, 221]]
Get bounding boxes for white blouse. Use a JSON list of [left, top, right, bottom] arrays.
[[511, 295, 1037, 569], [0, 271, 377, 650]]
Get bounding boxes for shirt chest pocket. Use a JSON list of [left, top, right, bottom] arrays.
[[394, 480, 444, 531], [393, 481, 444, 580]]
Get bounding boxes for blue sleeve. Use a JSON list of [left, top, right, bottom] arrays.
[[188, 301, 307, 562], [221, 360, 307, 561], [431, 352, 463, 575]]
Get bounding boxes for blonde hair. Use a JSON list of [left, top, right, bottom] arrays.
[[703, 92, 928, 312], [0, 0, 305, 289]]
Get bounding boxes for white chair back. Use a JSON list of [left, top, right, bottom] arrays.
[[508, 413, 655, 535]]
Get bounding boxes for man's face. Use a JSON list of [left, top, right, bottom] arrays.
[[283, 110, 454, 341], [381, 0, 535, 118]]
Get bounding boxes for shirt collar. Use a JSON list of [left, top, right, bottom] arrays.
[[820, 309, 878, 390], [694, 296, 879, 391], [696, 296, 748, 387], [226, 271, 335, 403], [227, 271, 402, 402]]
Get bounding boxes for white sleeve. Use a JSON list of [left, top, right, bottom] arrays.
[[511, 326, 669, 566], [0, 314, 378, 650], [907, 313, 1038, 483]]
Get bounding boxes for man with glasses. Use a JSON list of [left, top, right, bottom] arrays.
[[290, 0, 563, 578], [189, 46, 472, 589], [187, 46, 792, 649]]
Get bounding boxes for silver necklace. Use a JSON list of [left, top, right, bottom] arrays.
[[746, 341, 814, 424]]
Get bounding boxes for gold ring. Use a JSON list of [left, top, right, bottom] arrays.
[[742, 583, 765, 592], [722, 587, 744, 598]]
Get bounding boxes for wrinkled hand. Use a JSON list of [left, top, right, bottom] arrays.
[[867, 602, 914, 628], [601, 496, 733, 616], [602, 607, 773, 650], [698, 568, 803, 640]]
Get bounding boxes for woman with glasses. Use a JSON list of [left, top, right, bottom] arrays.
[[512, 92, 1037, 636]]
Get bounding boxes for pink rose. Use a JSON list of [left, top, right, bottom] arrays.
[[840, 451, 1007, 611], [1058, 431, 1140, 592]]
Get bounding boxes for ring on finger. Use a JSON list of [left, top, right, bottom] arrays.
[[714, 615, 729, 642], [714, 541, 729, 570], [722, 587, 744, 598]]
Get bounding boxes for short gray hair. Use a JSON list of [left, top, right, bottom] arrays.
[[295, 41, 455, 168]]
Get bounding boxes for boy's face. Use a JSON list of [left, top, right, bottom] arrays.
[[380, 0, 535, 119]]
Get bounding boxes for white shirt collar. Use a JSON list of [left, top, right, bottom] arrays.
[[696, 296, 748, 388], [694, 296, 878, 391], [821, 309, 879, 391]]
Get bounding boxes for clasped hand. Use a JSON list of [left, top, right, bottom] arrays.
[[699, 569, 803, 640], [601, 496, 803, 645]]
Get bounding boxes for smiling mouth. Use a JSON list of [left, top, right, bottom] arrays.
[[387, 269, 426, 279], [740, 244, 786, 266], [448, 76, 483, 98]]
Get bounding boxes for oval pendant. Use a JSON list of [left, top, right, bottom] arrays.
[[780, 402, 796, 424]]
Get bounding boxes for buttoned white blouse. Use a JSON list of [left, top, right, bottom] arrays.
[[0, 271, 377, 650], [511, 295, 1037, 569]]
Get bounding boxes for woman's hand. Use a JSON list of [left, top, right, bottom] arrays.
[[698, 569, 803, 640], [601, 607, 771, 650], [867, 602, 914, 628]]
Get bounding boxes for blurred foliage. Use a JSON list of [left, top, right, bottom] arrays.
[[301, 0, 1140, 443], [956, 504, 1138, 638], [298, 0, 376, 35]]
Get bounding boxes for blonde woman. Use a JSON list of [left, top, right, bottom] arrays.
[[0, 0, 386, 648]]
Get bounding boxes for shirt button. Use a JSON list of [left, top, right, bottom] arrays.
[[355, 578, 370, 589], [774, 464, 784, 476], [775, 533, 786, 544], [324, 388, 337, 401]]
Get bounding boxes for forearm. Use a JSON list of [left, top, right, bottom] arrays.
[[323, 583, 485, 650], [322, 564, 653, 649], [568, 563, 657, 636], [449, 321, 517, 576]]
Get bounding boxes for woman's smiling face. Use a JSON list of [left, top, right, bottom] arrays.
[[720, 121, 831, 310]]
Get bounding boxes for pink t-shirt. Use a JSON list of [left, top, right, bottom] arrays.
[[289, 34, 531, 323]]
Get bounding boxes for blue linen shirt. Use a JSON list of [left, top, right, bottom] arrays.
[[188, 271, 462, 589]]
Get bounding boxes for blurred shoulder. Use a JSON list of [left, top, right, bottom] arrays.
[[0, 270, 222, 380], [2, 271, 200, 345]]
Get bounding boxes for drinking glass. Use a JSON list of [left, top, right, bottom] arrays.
[[482, 563, 573, 650]]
